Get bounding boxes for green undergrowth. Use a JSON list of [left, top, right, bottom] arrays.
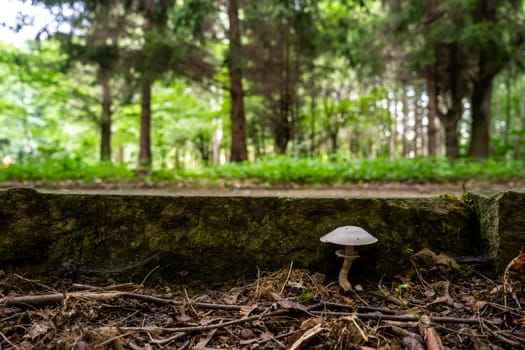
[[0, 157, 134, 183], [0, 155, 523, 185], [184, 156, 524, 185]]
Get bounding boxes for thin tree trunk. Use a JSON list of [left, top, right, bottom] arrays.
[[424, 0, 438, 156], [401, 87, 410, 157], [100, 76, 112, 162], [426, 65, 438, 156], [138, 80, 152, 168], [468, 78, 493, 158], [442, 115, 460, 158], [227, 0, 248, 162], [504, 75, 511, 150], [388, 91, 396, 160], [414, 87, 423, 156], [309, 83, 317, 157], [439, 43, 463, 159], [520, 93, 525, 166]]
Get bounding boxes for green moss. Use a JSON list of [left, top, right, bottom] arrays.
[[0, 188, 490, 283], [295, 288, 316, 304]]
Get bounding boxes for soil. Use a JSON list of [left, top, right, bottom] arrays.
[[0, 251, 523, 349]]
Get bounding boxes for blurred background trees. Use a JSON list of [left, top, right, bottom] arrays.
[[1, 0, 525, 173]]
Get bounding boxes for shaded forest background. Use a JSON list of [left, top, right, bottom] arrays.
[[1, 0, 525, 182]]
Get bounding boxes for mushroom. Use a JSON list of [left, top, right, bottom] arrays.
[[320, 225, 378, 291]]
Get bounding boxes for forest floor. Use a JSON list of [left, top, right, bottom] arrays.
[[0, 251, 524, 349]]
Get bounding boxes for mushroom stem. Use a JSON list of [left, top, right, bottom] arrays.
[[338, 245, 357, 291]]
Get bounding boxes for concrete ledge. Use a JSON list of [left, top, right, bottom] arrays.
[[0, 188, 480, 283], [467, 190, 525, 270]]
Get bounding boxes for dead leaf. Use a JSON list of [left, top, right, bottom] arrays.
[[300, 317, 324, 330], [270, 292, 284, 301], [277, 299, 308, 311], [240, 303, 258, 318], [471, 300, 488, 312], [223, 292, 239, 305], [269, 291, 308, 311], [176, 307, 192, 323], [24, 322, 51, 340]]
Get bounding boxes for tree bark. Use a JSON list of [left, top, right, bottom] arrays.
[[138, 80, 152, 168], [414, 87, 423, 156], [467, 0, 508, 158], [504, 75, 511, 150], [100, 77, 112, 162], [468, 78, 494, 158], [227, 0, 248, 162], [516, 93, 525, 169], [438, 44, 463, 159], [424, 0, 439, 156], [426, 65, 438, 156], [402, 87, 410, 157], [441, 115, 460, 159], [388, 92, 396, 160]]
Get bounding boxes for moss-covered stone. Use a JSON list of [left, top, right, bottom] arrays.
[[0, 188, 480, 283], [467, 190, 525, 270]]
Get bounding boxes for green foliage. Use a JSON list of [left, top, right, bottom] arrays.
[[2, 156, 522, 185], [183, 156, 524, 185], [0, 157, 134, 182]]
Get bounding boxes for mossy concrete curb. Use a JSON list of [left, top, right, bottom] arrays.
[[467, 190, 525, 270], [0, 188, 487, 283]]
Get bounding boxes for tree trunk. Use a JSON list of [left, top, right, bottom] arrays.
[[401, 87, 410, 157], [441, 114, 460, 158], [138, 80, 152, 168], [467, 1, 508, 158], [388, 91, 396, 160], [308, 74, 317, 157], [426, 65, 438, 156], [414, 88, 423, 156], [438, 43, 463, 159], [504, 75, 511, 150], [424, 0, 439, 156], [227, 0, 248, 162], [516, 94, 525, 169], [100, 77, 112, 162], [275, 100, 291, 154], [468, 78, 493, 158]]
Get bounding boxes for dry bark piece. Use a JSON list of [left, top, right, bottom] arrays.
[[418, 315, 445, 350]]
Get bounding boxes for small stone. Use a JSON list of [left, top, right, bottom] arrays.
[[354, 284, 363, 291], [240, 328, 255, 339]]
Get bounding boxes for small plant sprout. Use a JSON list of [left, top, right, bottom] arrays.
[[320, 226, 378, 291]]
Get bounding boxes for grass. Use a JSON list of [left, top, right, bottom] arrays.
[[183, 156, 524, 185], [0, 157, 134, 183], [0, 155, 523, 186]]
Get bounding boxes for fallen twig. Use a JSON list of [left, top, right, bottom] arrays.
[[71, 283, 135, 291], [94, 303, 322, 335], [481, 320, 523, 347], [1, 291, 243, 311], [13, 274, 57, 293], [309, 310, 483, 324]]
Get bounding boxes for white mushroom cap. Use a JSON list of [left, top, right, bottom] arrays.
[[320, 225, 378, 246]]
